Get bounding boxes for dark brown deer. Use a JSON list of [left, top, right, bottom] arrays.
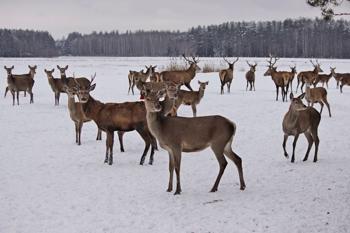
[[245, 61, 257, 91], [4, 66, 35, 105], [314, 67, 333, 88], [143, 86, 245, 195], [44, 68, 67, 105], [174, 81, 209, 117], [264, 56, 289, 101], [296, 60, 323, 93], [340, 76, 350, 93], [282, 93, 321, 163], [160, 55, 200, 91], [74, 80, 157, 166], [219, 57, 239, 94], [4, 65, 36, 98]]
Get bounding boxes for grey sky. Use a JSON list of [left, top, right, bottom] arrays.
[[1, 0, 349, 39]]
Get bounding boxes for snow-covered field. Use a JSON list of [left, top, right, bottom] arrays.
[[0, 57, 349, 233]]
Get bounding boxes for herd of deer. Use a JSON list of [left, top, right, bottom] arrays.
[[3, 55, 350, 195]]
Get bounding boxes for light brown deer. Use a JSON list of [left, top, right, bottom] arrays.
[[314, 67, 333, 88], [330, 67, 345, 89], [340, 76, 350, 93], [4, 66, 35, 105], [127, 70, 140, 95], [219, 57, 239, 94], [44, 68, 67, 105], [305, 83, 331, 117], [64, 79, 102, 145], [282, 93, 321, 163], [143, 86, 246, 195], [160, 55, 200, 91], [245, 61, 257, 91], [288, 65, 297, 93], [174, 81, 209, 117], [264, 56, 289, 101], [4, 65, 37, 98], [149, 65, 161, 82], [296, 60, 323, 93], [74, 80, 157, 166]]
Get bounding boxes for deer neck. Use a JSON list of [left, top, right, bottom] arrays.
[[186, 66, 196, 79], [82, 96, 104, 121], [146, 110, 164, 140], [285, 106, 301, 129], [161, 96, 176, 116], [199, 88, 205, 99]]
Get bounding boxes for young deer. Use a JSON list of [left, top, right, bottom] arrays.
[[219, 57, 239, 94], [74, 80, 157, 166], [340, 76, 350, 93], [65, 82, 102, 145], [143, 86, 245, 195], [160, 55, 200, 91], [305, 83, 331, 117], [314, 67, 333, 88], [296, 60, 323, 93], [282, 93, 321, 163], [245, 61, 257, 91], [4, 66, 35, 105], [4, 65, 37, 98], [44, 69, 67, 105], [174, 81, 209, 117]]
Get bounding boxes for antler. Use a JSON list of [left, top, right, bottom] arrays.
[[310, 60, 316, 67], [246, 60, 253, 67], [267, 54, 279, 67], [182, 54, 192, 63], [223, 56, 230, 64], [90, 72, 96, 83], [233, 57, 239, 65], [191, 55, 199, 63]]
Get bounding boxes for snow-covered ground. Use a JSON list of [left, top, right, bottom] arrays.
[[0, 57, 349, 233]]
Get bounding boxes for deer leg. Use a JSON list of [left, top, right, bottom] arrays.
[[210, 145, 227, 192], [74, 122, 79, 144], [173, 148, 182, 195], [29, 90, 33, 104], [131, 81, 135, 95], [340, 83, 344, 93], [283, 134, 289, 158], [104, 134, 109, 163], [227, 82, 231, 93], [296, 79, 300, 93], [326, 81, 329, 89], [24, 91, 26, 97], [57, 92, 60, 105], [301, 82, 305, 93], [167, 152, 175, 192], [253, 81, 256, 91], [128, 78, 132, 95], [319, 101, 324, 115], [224, 146, 246, 190], [96, 128, 102, 140], [11, 91, 15, 106], [311, 129, 320, 162], [136, 128, 151, 165], [117, 131, 125, 152], [276, 85, 279, 101], [4, 86, 8, 98], [148, 133, 157, 165], [303, 132, 313, 162], [108, 131, 114, 165], [77, 121, 83, 145], [16, 91, 19, 105], [323, 98, 331, 117], [220, 83, 224, 95], [246, 81, 248, 91], [291, 134, 300, 163], [191, 104, 197, 117], [184, 83, 193, 91]]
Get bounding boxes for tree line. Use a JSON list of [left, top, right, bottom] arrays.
[[1, 18, 350, 58]]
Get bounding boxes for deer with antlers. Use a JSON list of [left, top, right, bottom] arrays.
[[282, 93, 321, 163], [4, 65, 37, 98], [143, 84, 246, 195], [264, 56, 290, 101], [4, 66, 35, 105], [160, 55, 200, 91], [245, 61, 257, 91], [296, 60, 323, 93], [219, 57, 239, 94], [44, 68, 67, 106], [73, 78, 157, 165]]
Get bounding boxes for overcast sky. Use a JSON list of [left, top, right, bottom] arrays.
[[1, 0, 349, 39]]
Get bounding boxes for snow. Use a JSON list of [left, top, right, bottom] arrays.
[[0, 57, 349, 233]]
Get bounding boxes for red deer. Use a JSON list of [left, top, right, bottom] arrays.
[[330, 67, 350, 90], [56, 65, 91, 88], [174, 81, 209, 117], [296, 60, 323, 93], [143, 85, 246, 195], [245, 61, 257, 91], [314, 67, 333, 89], [282, 93, 321, 163], [304, 83, 331, 117], [74, 79, 157, 165], [4, 66, 35, 105], [44, 69, 67, 105], [219, 57, 239, 94], [160, 55, 200, 91], [340, 76, 350, 93], [4, 65, 36, 98], [127, 70, 140, 95]]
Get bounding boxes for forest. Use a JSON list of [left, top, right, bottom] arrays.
[[1, 18, 349, 58]]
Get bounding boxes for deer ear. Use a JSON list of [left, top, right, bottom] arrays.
[[198, 80, 200, 84], [28, 65, 31, 69], [289, 93, 294, 100], [65, 65, 68, 70], [44, 69, 48, 73], [51, 68, 55, 73], [90, 83, 96, 91], [298, 93, 305, 99], [205, 81, 209, 85], [57, 65, 60, 69]]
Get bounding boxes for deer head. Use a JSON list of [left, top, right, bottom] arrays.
[[4, 65, 14, 75], [198, 80, 209, 91], [183, 54, 201, 71], [246, 61, 258, 72], [28, 65, 37, 75], [290, 65, 297, 74], [289, 93, 307, 111], [44, 68, 55, 77], [57, 65, 69, 76], [74, 75, 96, 103], [310, 60, 323, 73], [223, 57, 239, 69]]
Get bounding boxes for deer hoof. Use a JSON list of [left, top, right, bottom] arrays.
[[210, 188, 217, 192], [174, 190, 181, 195], [166, 188, 172, 192]]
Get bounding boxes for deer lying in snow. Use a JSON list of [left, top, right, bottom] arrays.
[[143, 84, 246, 195], [4, 66, 35, 105], [282, 93, 321, 163], [305, 83, 331, 117], [74, 79, 157, 165], [44, 69, 67, 105], [219, 57, 239, 94], [174, 81, 209, 117], [4, 65, 37, 98]]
